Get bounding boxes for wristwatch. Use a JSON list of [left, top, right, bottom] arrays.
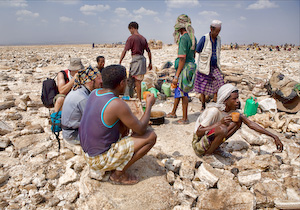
[[174, 76, 178, 79]]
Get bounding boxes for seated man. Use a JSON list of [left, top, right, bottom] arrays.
[[61, 66, 102, 148], [193, 83, 283, 157], [79, 64, 156, 185], [54, 58, 84, 112]]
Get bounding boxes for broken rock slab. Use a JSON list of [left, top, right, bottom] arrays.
[[194, 162, 219, 188], [0, 120, 13, 135], [196, 189, 255, 210], [237, 169, 262, 187]]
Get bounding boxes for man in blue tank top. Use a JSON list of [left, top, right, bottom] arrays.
[[79, 64, 156, 185]]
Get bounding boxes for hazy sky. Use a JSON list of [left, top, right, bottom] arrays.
[[0, 0, 299, 45]]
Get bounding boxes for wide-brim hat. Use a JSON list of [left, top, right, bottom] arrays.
[[68, 58, 84, 71], [276, 96, 300, 114]]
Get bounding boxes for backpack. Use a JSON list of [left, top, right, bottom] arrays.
[[41, 70, 69, 151], [41, 70, 69, 108]]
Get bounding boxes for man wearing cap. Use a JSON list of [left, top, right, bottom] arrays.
[[54, 58, 84, 112], [119, 21, 152, 101], [194, 20, 225, 110], [61, 66, 102, 153]]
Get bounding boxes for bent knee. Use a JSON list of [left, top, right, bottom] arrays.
[[55, 96, 65, 105], [148, 131, 157, 145]]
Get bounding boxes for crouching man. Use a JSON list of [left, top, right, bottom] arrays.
[[193, 83, 283, 157], [61, 66, 102, 154], [79, 64, 156, 185]]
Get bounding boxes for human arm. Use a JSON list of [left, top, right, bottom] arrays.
[[147, 50, 152, 70], [105, 94, 156, 135], [241, 114, 283, 152], [119, 49, 127, 64], [172, 57, 186, 86], [196, 115, 231, 137], [57, 72, 77, 95], [196, 36, 205, 53]]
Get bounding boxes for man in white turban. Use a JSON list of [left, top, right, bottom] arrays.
[[192, 84, 283, 157], [194, 19, 224, 110]]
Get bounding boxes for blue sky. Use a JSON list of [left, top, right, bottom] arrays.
[[0, 0, 299, 45]]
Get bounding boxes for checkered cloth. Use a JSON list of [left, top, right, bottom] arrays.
[[193, 66, 224, 95], [83, 136, 134, 176], [73, 65, 100, 90]]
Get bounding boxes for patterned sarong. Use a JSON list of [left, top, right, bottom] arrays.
[[192, 129, 215, 156], [177, 62, 196, 97], [194, 66, 224, 95], [83, 136, 134, 177]]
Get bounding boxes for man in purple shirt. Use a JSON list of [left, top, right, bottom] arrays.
[[119, 21, 152, 101]]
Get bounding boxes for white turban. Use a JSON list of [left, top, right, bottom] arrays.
[[207, 84, 238, 111], [211, 20, 222, 28]]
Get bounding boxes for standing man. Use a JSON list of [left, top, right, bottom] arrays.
[[54, 58, 84, 112], [194, 20, 224, 110], [166, 14, 197, 124], [61, 66, 102, 151], [119, 21, 152, 101], [79, 65, 156, 184]]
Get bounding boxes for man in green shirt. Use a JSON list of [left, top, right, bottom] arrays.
[[166, 14, 197, 124]]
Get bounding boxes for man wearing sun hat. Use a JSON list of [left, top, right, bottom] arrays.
[[53, 58, 84, 112], [61, 66, 102, 153]]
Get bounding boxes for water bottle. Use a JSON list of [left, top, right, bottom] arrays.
[[148, 87, 159, 98], [244, 97, 258, 117]]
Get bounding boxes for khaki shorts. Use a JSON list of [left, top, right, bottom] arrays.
[[53, 94, 66, 104], [83, 136, 134, 175]]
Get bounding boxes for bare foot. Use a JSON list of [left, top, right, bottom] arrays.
[[109, 171, 139, 185]]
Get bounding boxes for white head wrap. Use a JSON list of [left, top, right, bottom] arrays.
[[206, 84, 238, 111], [211, 20, 222, 28]]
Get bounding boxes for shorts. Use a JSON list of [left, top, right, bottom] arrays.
[[132, 74, 144, 81], [192, 129, 215, 156], [174, 87, 189, 98], [83, 136, 134, 176], [53, 94, 66, 104]]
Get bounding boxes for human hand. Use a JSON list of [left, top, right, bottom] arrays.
[[146, 93, 156, 107], [148, 63, 152, 70], [172, 78, 178, 86], [221, 115, 232, 126], [274, 136, 283, 152]]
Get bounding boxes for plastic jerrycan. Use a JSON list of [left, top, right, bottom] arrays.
[[244, 97, 258, 117], [148, 87, 159, 98], [161, 81, 171, 97], [141, 82, 147, 99]]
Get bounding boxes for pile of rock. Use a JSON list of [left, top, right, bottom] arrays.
[[0, 44, 299, 209]]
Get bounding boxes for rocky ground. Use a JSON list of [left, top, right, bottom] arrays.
[[0, 44, 299, 210]]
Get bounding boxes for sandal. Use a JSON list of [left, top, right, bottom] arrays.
[[173, 119, 189, 125], [109, 172, 139, 185], [166, 113, 177, 118]]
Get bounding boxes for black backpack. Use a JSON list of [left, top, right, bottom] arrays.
[[41, 70, 69, 108]]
